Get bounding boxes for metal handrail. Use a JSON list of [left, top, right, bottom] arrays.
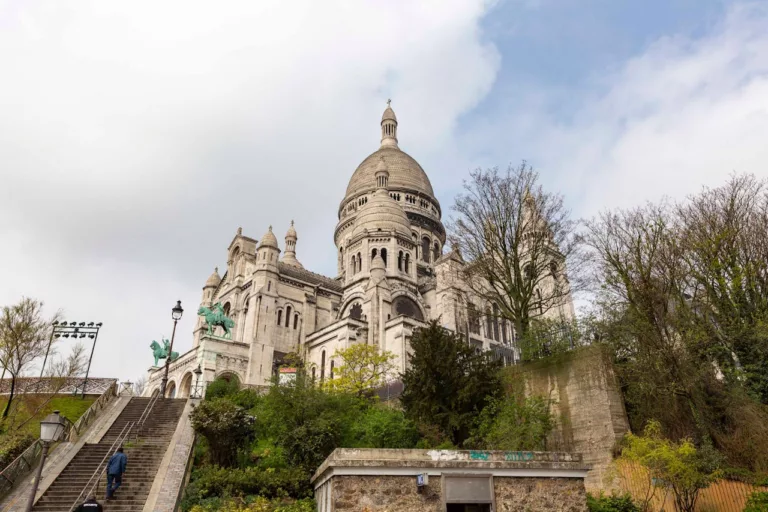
[[69, 421, 134, 511], [134, 391, 160, 438]]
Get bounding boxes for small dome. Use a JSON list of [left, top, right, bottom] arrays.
[[382, 105, 397, 122], [260, 226, 278, 248], [352, 189, 411, 238], [371, 253, 386, 271], [286, 220, 297, 240], [205, 267, 221, 288]]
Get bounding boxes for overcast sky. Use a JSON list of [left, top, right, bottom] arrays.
[[1, 0, 767, 383]]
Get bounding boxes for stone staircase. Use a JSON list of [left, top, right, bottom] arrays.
[[32, 397, 187, 512]]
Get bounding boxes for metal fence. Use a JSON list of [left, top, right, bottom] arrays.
[[617, 460, 767, 512]]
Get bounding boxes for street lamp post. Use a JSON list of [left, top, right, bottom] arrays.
[[160, 301, 184, 397], [40, 321, 102, 381], [191, 365, 203, 399], [25, 411, 67, 512]]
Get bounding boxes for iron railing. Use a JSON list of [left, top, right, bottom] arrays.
[[0, 440, 44, 497], [69, 393, 161, 510], [69, 421, 134, 511], [68, 381, 118, 442]]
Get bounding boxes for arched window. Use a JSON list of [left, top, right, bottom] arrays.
[[268, 281, 271, 291], [398, 251, 403, 271], [405, 253, 411, 273], [357, 253, 362, 272], [223, 303, 231, 316], [485, 309, 493, 339], [350, 255, 356, 275], [330, 360, 334, 379], [320, 350, 326, 382], [311, 367, 316, 382], [392, 296, 424, 321], [285, 306, 292, 327], [371, 248, 378, 261], [433, 242, 440, 262], [294, 314, 299, 330], [492, 304, 500, 341], [421, 237, 431, 263], [550, 260, 559, 279], [381, 248, 387, 267], [277, 310, 282, 325], [468, 303, 480, 334]]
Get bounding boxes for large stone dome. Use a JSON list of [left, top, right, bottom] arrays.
[[345, 146, 435, 200]]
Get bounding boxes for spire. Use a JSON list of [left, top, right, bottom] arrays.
[[380, 99, 398, 148], [281, 221, 303, 268]]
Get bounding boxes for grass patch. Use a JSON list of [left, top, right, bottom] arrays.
[[0, 395, 96, 437]]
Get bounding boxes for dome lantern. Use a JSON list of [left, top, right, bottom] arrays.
[[381, 99, 398, 149]]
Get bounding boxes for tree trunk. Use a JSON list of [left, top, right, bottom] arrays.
[[2, 375, 15, 419]]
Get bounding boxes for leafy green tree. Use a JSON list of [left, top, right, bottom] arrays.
[[0, 298, 61, 419], [255, 372, 362, 472], [620, 420, 722, 512], [470, 394, 554, 451], [190, 399, 255, 467], [324, 344, 396, 398], [400, 320, 502, 446]]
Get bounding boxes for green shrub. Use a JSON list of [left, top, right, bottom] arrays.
[[744, 491, 768, 512], [187, 496, 314, 512], [470, 394, 554, 451], [190, 399, 255, 467], [182, 465, 312, 508], [345, 405, 421, 449], [586, 493, 640, 512], [0, 432, 36, 468], [205, 378, 241, 400]]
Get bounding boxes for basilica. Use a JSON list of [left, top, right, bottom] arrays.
[[144, 103, 575, 398]]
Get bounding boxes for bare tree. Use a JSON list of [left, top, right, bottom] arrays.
[[449, 163, 583, 338], [0, 298, 60, 419], [133, 375, 147, 396], [12, 343, 87, 431]]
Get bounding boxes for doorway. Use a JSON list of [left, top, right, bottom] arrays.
[[447, 505, 491, 512]]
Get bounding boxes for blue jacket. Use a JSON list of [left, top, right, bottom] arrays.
[[106, 452, 127, 475]]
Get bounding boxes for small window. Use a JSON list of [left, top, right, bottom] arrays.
[[294, 314, 299, 330], [277, 310, 282, 325], [268, 281, 271, 291], [421, 237, 431, 263], [286, 306, 292, 327], [320, 351, 326, 382], [381, 248, 387, 267], [330, 360, 334, 379], [398, 251, 403, 271]]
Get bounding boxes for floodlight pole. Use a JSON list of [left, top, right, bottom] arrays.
[[81, 326, 102, 399]]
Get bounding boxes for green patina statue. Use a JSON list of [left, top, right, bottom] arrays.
[[150, 339, 179, 366], [197, 302, 235, 339]]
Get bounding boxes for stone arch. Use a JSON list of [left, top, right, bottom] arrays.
[[391, 292, 426, 322], [421, 236, 431, 263], [166, 380, 177, 399], [340, 293, 366, 319], [215, 371, 242, 385], [179, 371, 194, 398]]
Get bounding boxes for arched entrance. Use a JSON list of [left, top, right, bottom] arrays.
[[166, 381, 177, 398], [179, 372, 193, 398]]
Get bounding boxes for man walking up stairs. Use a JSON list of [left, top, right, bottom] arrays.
[[32, 397, 186, 512]]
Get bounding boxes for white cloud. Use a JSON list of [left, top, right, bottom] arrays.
[[0, 0, 499, 381], [459, 2, 768, 218]]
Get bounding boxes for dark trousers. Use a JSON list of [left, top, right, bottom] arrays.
[[106, 473, 122, 498]]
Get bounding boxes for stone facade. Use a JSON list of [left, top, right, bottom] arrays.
[[312, 449, 588, 512], [514, 345, 630, 493], [144, 103, 576, 396]]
